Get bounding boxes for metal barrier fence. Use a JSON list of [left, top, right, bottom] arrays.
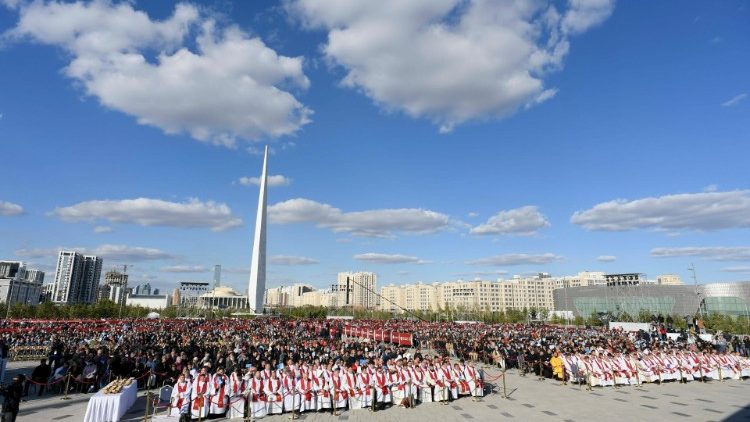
[[10, 346, 48, 361]]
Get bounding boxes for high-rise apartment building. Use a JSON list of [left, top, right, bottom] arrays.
[[265, 286, 289, 307], [51, 251, 101, 304], [334, 272, 377, 309], [214, 265, 222, 287], [51, 251, 83, 304], [98, 269, 129, 305], [80, 255, 102, 304], [0, 261, 44, 306]]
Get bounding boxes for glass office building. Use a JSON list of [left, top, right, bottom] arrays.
[[554, 281, 750, 318]]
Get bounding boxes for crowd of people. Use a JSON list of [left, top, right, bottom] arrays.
[[0, 317, 748, 419]]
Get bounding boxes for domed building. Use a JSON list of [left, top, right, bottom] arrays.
[[198, 286, 248, 309]]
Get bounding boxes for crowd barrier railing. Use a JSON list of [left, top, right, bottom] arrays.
[[10, 346, 47, 361]]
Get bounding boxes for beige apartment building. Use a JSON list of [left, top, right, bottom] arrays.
[[656, 274, 682, 285], [263, 273, 376, 310], [553, 271, 606, 289], [333, 272, 378, 308], [379, 275, 556, 314]]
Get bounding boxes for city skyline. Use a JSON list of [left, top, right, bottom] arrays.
[[1, 1, 749, 294]]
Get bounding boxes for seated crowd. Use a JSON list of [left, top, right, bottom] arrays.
[[0, 317, 747, 419]]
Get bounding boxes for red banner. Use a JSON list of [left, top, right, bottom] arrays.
[[344, 327, 412, 347]]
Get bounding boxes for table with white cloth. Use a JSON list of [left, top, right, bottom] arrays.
[[83, 382, 138, 422]]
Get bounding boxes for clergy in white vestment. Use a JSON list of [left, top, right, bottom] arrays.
[[343, 366, 363, 409], [209, 368, 230, 415], [438, 362, 459, 400], [330, 367, 348, 410], [389, 366, 407, 404], [169, 374, 191, 417], [684, 352, 702, 380], [373, 367, 392, 406], [454, 362, 471, 396], [298, 375, 316, 412], [609, 354, 630, 385], [281, 370, 300, 413], [431, 364, 448, 402], [731, 352, 750, 378], [190, 369, 211, 419], [357, 369, 374, 408], [403, 364, 418, 404], [562, 355, 580, 384], [659, 353, 679, 381], [636, 355, 658, 383], [698, 352, 719, 380], [265, 371, 284, 414], [463, 362, 484, 397], [312, 366, 332, 410], [227, 369, 246, 419], [716, 353, 737, 379], [593, 356, 614, 386], [580, 355, 601, 387], [246, 370, 267, 418], [420, 363, 435, 403], [673, 352, 693, 382]]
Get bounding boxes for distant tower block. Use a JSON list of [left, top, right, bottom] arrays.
[[247, 146, 268, 313], [213, 264, 221, 288]]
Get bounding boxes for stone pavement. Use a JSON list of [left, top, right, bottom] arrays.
[[9, 361, 750, 421]]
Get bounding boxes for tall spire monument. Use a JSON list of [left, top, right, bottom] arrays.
[[247, 145, 268, 313]]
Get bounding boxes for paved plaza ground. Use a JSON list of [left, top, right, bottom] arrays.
[[8, 361, 750, 421]]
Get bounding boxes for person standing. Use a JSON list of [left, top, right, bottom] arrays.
[[0, 340, 8, 385], [0, 375, 23, 422], [24, 360, 51, 397]]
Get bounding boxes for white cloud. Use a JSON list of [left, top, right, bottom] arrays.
[[239, 174, 291, 187], [722, 93, 747, 107], [353, 253, 429, 264], [269, 255, 319, 265], [596, 255, 616, 262], [703, 184, 719, 192], [14, 248, 56, 259], [223, 267, 250, 274], [571, 190, 750, 231], [467, 212, 479, 218], [467, 253, 562, 266], [722, 266, 750, 273], [161, 265, 207, 273], [16, 244, 175, 262], [287, 0, 613, 131], [651, 246, 750, 262], [52, 197, 242, 231], [268, 198, 450, 237], [0, 0, 20, 9], [0, 200, 24, 216], [470, 206, 550, 235], [93, 225, 112, 233], [7, 1, 311, 147]]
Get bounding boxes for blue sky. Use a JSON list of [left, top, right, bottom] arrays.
[[1, 0, 749, 293]]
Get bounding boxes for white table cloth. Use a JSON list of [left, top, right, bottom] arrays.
[[83, 382, 138, 422]]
